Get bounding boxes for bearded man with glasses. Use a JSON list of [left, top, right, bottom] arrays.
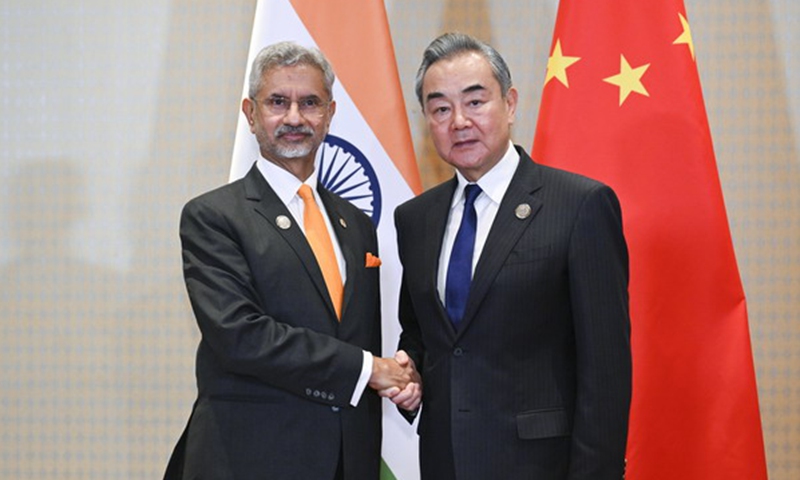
[[165, 41, 420, 480]]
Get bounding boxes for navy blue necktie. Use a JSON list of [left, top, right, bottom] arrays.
[[445, 184, 482, 329]]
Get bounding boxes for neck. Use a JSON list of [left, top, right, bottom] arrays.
[[263, 153, 316, 182]]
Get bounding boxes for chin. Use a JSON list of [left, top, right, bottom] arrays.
[[447, 155, 486, 171], [277, 144, 313, 159]]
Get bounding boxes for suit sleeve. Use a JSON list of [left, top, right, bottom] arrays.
[[179, 196, 364, 407], [395, 205, 426, 423], [566, 185, 632, 479]]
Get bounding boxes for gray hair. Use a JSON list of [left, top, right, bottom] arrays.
[[414, 32, 512, 107], [248, 41, 335, 100]]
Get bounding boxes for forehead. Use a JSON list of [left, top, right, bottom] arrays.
[[258, 63, 328, 97], [422, 52, 499, 99]]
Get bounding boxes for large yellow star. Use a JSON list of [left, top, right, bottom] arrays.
[[673, 12, 695, 60], [545, 39, 581, 87], [603, 54, 650, 106]]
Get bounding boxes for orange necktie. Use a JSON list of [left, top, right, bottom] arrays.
[[297, 184, 343, 319]]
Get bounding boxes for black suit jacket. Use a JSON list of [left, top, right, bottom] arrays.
[[167, 164, 382, 479], [395, 146, 631, 480]]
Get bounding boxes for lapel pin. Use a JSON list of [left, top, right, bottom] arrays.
[[515, 203, 532, 220], [339, 217, 347, 228], [276, 215, 292, 230]]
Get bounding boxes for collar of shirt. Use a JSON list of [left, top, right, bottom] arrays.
[[256, 155, 320, 208], [450, 141, 520, 211]]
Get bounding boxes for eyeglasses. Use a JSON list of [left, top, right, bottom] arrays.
[[257, 95, 330, 118]]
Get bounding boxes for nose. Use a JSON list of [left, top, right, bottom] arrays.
[[283, 101, 304, 125], [452, 106, 471, 130]]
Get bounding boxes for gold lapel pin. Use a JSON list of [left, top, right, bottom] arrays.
[[339, 217, 347, 229]]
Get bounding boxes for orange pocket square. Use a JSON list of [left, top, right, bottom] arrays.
[[365, 252, 382, 268]]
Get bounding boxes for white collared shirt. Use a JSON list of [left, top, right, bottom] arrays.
[[437, 142, 520, 305], [256, 155, 370, 407]]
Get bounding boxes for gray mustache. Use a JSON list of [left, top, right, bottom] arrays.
[[275, 125, 314, 137]]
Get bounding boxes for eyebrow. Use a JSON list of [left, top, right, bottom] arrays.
[[462, 84, 486, 94], [267, 93, 323, 100], [425, 92, 444, 103], [425, 83, 486, 104]]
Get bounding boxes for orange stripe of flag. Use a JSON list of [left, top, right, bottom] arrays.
[[290, 0, 422, 195]]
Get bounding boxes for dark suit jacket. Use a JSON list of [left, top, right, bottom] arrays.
[[166, 164, 382, 479], [395, 146, 631, 480]]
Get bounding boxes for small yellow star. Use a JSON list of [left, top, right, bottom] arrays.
[[673, 12, 695, 60], [603, 54, 650, 106], [545, 39, 581, 88]]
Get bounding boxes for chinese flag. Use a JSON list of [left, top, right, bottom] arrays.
[[532, 1, 767, 479]]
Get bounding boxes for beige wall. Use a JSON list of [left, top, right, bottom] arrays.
[[1, 1, 797, 478]]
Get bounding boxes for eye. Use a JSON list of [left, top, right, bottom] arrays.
[[268, 96, 288, 108], [300, 97, 321, 108], [425, 100, 453, 121]]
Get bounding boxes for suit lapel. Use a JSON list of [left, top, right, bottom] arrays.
[[318, 187, 358, 321], [243, 165, 339, 321], [425, 178, 459, 336], [457, 153, 543, 338]]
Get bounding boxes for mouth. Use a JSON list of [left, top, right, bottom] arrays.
[[276, 126, 314, 142], [279, 132, 310, 142], [452, 139, 478, 149]]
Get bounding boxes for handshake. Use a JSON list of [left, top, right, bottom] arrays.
[[369, 350, 422, 412]]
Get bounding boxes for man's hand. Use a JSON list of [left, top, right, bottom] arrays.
[[373, 350, 422, 411], [369, 351, 412, 391]]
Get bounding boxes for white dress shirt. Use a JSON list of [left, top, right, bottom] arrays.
[[256, 156, 372, 406], [437, 142, 520, 305]]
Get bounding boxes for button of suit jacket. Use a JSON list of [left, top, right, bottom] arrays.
[[331, 406, 340, 413], [305, 388, 312, 396], [453, 347, 464, 356]]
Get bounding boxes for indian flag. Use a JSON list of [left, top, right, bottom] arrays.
[[229, 1, 422, 479]]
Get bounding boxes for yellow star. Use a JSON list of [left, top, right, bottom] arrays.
[[545, 39, 581, 87], [673, 12, 695, 60], [603, 54, 650, 106]]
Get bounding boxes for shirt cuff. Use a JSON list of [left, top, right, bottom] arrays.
[[350, 351, 373, 407]]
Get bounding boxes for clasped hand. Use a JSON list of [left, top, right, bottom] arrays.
[[369, 350, 422, 411]]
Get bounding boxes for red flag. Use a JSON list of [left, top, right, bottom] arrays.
[[533, 1, 767, 479]]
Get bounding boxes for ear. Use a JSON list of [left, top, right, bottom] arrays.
[[505, 87, 519, 125], [326, 99, 337, 128], [242, 97, 256, 132]]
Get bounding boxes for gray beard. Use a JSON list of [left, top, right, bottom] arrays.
[[271, 125, 316, 159], [272, 142, 313, 159]]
